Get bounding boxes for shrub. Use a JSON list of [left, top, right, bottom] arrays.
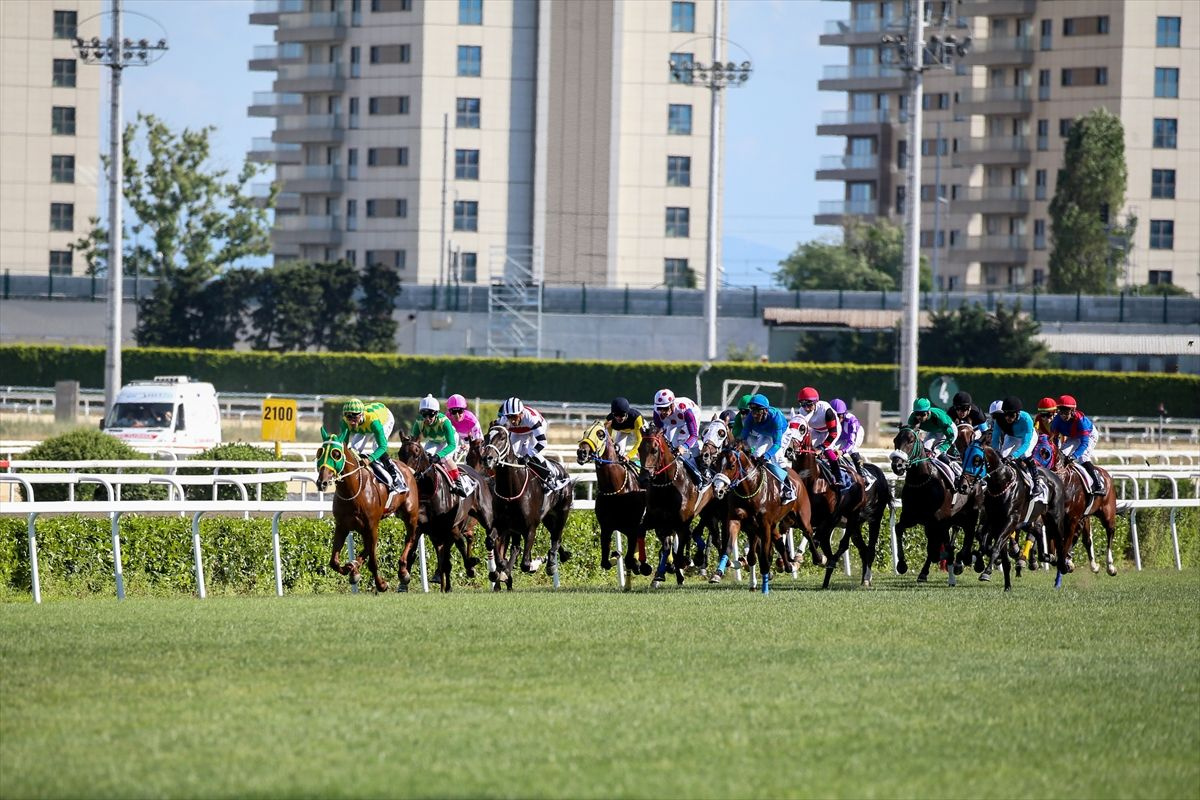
[[181, 442, 287, 501], [19, 429, 164, 501]]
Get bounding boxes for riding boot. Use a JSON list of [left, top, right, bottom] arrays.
[[781, 479, 797, 505], [378, 454, 403, 492], [1025, 459, 1044, 497], [1082, 461, 1103, 494], [850, 451, 864, 478], [530, 455, 565, 491]]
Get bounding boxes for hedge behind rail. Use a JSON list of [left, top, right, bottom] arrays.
[[5, 344, 1198, 417]]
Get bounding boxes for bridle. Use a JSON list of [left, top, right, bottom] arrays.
[[721, 448, 766, 499], [483, 425, 533, 500], [577, 422, 634, 495], [643, 433, 682, 486], [892, 427, 935, 487]]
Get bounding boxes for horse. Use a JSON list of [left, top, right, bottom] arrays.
[[396, 433, 492, 592], [959, 441, 1066, 591], [951, 421, 991, 571], [1053, 454, 1119, 578], [464, 437, 485, 471], [576, 420, 650, 580], [709, 444, 811, 594], [889, 426, 980, 586], [637, 428, 713, 587], [315, 438, 420, 593], [695, 418, 747, 581], [481, 425, 574, 590]]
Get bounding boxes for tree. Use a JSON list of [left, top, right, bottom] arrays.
[[1048, 108, 1128, 294], [250, 261, 324, 352], [355, 261, 402, 352], [919, 301, 1051, 369], [775, 219, 930, 291], [312, 261, 360, 352]]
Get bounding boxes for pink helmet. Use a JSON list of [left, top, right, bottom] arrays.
[[446, 394, 467, 410], [653, 388, 675, 410]]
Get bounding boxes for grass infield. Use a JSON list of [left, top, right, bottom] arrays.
[[1, 570, 1197, 799]]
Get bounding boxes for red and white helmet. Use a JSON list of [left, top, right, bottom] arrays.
[[1057, 394, 1078, 409], [446, 393, 467, 411], [797, 386, 820, 403], [653, 389, 675, 410]]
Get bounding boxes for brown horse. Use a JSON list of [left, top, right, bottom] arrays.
[[482, 425, 574, 590], [576, 420, 650, 579], [396, 434, 492, 592], [1054, 455, 1119, 577], [315, 438, 420, 592], [637, 429, 713, 587]]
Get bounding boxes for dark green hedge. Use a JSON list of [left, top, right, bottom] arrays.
[[6, 344, 1197, 417]]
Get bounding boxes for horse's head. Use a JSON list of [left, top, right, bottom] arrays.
[[395, 432, 424, 468], [483, 425, 509, 470], [699, 419, 729, 468], [957, 440, 988, 492], [784, 421, 810, 463], [315, 438, 346, 492], [710, 446, 753, 500], [954, 422, 976, 454], [577, 420, 607, 464], [637, 430, 672, 482], [890, 425, 920, 476], [1032, 434, 1056, 469]]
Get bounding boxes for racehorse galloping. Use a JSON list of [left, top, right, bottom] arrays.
[[638, 429, 712, 587], [316, 438, 420, 592], [482, 425, 574, 590], [1054, 454, 1119, 578], [576, 421, 650, 580]]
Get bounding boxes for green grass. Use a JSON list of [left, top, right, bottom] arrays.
[[2, 570, 1198, 800]]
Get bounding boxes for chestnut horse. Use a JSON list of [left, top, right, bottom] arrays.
[[637, 429, 712, 587], [315, 438, 420, 592], [1054, 455, 1119, 578], [576, 420, 650, 579]]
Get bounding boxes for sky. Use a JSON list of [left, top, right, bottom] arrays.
[[107, 0, 845, 287]]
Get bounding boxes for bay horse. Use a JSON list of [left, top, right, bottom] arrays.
[[710, 444, 812, 594], [890, 426, 980, 586], [952, 422, 990, 572], [576, 420, 650, 579], [1054, 454, 1119, 578], [396, 433, 492, 592], [637, 429, 713, 587], [315, 438, 420, 593], [482, 425, 574, 590], [959, 441, 1066, 591]]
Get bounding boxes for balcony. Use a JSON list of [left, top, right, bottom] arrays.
[[248, 91, 302, 118], [249, 184, 300, 211], [249, 42, 303, 71], [957, 0, 1036, 17], [955, 185, 1031, 215], [819, 63, 905, 92], [278, 164, 345, 194], [274, 62, 345, 94], [273, 114, 345, 144], [816, 153, 880, 181], [949, 234, 1030, 264], [273, 215, 343, 246], [248, 137, 301, 164], [963, 36, 1034, 66], [820, 16, 904, 45], [956, 85, 1033, 115], [815, 198, 880, 226], [816, 108, 893, 136], [953, 136, 1032, 166], [275, 11, 347, 43], [250, 0, 302, 25]]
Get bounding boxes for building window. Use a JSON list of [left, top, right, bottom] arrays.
[[50, 202, 74, 231], [670, 1, 695, 33], [1157, 17, 1181, 47], [1034, 219, 1046, 250], [345, 249, 357, 267], [365, 198, 407, 218], [664, 258, 691, 287], [1039, 18, 1052, 50], [459, 252, 477, 282], [459, 0, 482, 25], [1153, 118, 1178, 148], [368, 96, 409, 114], [365, 249, 406, 268], [51, 106, 75, 135], [456, 97, 481, 128], [669, 52, 694, 84], [52, 59, 76, 88], [53, 10, 77, 39], [1149, 220, 1174, 250], [1059, 118, 1073, 137], [370, 0, 412, 11], [667, 103, 692, 134], [455, 149, 479, 180], [347, 148, 358, 179], [1149, 270, 1173, 286], [369, 44, 411, 64], [346, 199, 357, 231], [1035, 169, 1047, 200], [1154, 67, 1179, 98], [665, 207, 689, 238], [1038, 69, 1051, 100], [454, 200, 478, 231], [1063, 16, 1108, 36], [50, 154, 75, 183], [666, 155, 691, 187], [1036, 119, 1049, 150], [457, 45, 482, 77], [1151, 169, 1176, 199], [49, 250, 72, 276], [350, 46, 361, 77], [368, 147, 408, 166]]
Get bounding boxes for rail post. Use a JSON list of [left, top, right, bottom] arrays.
[[272, 510, 285, 596], [191, 511, 208, 599], [27, 512, 41, 604]]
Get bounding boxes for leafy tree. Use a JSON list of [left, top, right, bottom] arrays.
[[1049, 108, 1128, 294], [250, 262, 324, 352], [776, 219, 930, 291], [192, 267, 258, 350], [312, 261, 360, 352], [792, 330, 895, 364], [355, 261, 401, 352], [920, 301, 1052, 368]]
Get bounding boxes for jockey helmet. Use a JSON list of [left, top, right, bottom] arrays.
[[1037, 396, 1057, 413], [653, 389, 675, 410], [1057, 394, 1078, 409], [988, 400, 1004, 417], [797, 387, 820, 403], [830, 398, 848, 415], [718, 409, 737, 425], [610, 396, 632, 415], [446, 394, 467, 411], [951, 390, 973, 408], [912, 397, 932, 413], [737, 394, 753, 411], [419, 395, 439, 414], [748, 393, 769, 410], [342, 398, 366, 418], [500, 397, 524, 417], [1001, 396, 1023, 414]]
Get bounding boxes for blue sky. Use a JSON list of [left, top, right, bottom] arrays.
[[109, 0, 843, 287]]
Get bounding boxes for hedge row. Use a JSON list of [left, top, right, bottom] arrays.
[[1, 509, 1194, 600], [6, 344, 1197, 417]]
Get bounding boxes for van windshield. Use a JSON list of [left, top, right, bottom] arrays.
[[107, 403, 175, 429]]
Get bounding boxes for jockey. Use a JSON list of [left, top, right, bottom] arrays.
[[990, 396, 1043, 495], [730, 394, 753, 439], [499, 396, 569, 491], [949, 390, 989, 438], [651, 388, 705, 485], [1051, 394, 1103, 494], [790, 386, 841, 454], [604, 396, 644, 462], [738, 394, 797, 504], [907, 397, 956, 461], [445, 394, 483, 464], [830, 398, 866, 477], [1034, 396, 1058, 438], [321, 398, 403, 492], [410, 395, 467, 496]]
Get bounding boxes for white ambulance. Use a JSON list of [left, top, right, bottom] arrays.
[[102, 376, 222, 449]]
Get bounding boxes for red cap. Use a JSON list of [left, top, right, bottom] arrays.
[[1037, 396, 1057, 412], [797, 387, 819, 402], [1057, 394, 1077, 409]]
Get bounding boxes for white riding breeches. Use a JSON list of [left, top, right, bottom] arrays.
[[1060, 436, 1094, 463], [422, 440, 458, 468], [510, 431, 544, 460], [349, 409, 395, 454], [999, 434, 1035, 460], [923, 431, 949, 453], [745, 432, 789, 467], [612, 431, 638, 457]]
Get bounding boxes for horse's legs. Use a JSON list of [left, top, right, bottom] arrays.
[[1083, 515, 1100, 573], [329, 523, 351, 576], [1099, 499, 1118, 576], [1001, 548, 1013, 592], [436, 539, 452, 592], [364, 522, 389, 593], [822, 522, 855, 590]]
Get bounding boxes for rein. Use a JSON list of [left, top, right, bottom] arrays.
[[333, 459, 368, 502], [726, 452, 766, 499]]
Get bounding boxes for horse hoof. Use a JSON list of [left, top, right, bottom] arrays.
[[979, 571, 991, 582], [1090, 563, 1100, 574], [397, 583, 409, 593], [973, 558, 986, 574], [487, 570, 498, 582], [639, 562, 653, 577], [601, 559, 613, 571], [954, 562, 964, 576], [896, 561, 908, 575], [559, 547, 573, 563], [492, 582, 502, 592], [1063, 560, 1075, 574], [1106, 565, 1117, 577], [349, 572, 360, 586], [651, 579, 663, 589], [1003, 585, 1013, 593], [709, 571, 723, 584], [376, 581, 390, 593], [862, 578, 872, 589], [916, 573, 928, 584]]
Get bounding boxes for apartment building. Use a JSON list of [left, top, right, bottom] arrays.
[[817, 0, 1199, 295], [249, 0, 721, 288], [0, 0, 102, 278]]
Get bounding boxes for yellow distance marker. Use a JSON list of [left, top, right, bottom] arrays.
[[261, 398, 298, 458]]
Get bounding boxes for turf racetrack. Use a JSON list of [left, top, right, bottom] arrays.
[[2, 569, 1197, 799]]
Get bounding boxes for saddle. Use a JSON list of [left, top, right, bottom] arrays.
[[931, 457, 961, 486], [367, 458, 408, 495], [816, 458, 853, 495], [1069, 461, 1105, 495], [1016, 468, 1049, 505]]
